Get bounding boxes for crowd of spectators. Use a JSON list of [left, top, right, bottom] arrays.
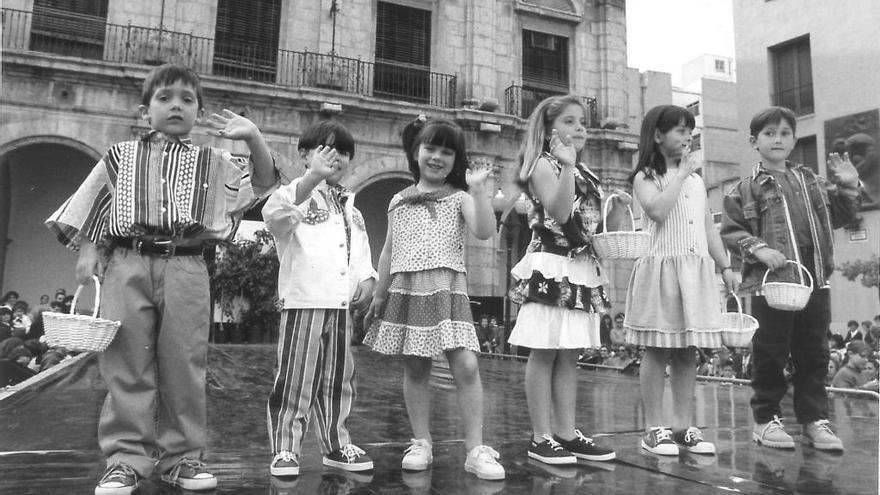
[[1, 288, 75, 388]]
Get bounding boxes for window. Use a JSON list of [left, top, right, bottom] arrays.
[[791, 135, 818, 173], [687, 101, 700, 116], [691, 133, 702, 151], [213, 0, 281, 82], [714, 59, 726, 73], [770, 37, 813, 115], [30, 0, 108, 59], [374, 2, 431, 104], [520, 29, 569, 117]]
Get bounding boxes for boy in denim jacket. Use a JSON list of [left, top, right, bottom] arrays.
[[721, 106, 862, 452]]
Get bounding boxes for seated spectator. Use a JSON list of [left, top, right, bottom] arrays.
[[0, 307, 13, 343], [599, 314, 613, 348], [11, 301, 32, 339], [580, 346, 608, 365], [0, 343, 37, 387], [843, 319, 863, 343], [39, 347, 70, 372], [1, 291, 19, 310], [29, 294, 50, 320], [475, 315, 496, 353], [862, 359, 879, 385], [826, 360, 839, 386], [488, 316, 503, 353], [732, 345, 753, 380], [695, 348, 712, 376], [609, 312, 626, 345], [829, 333, 846, 364], [717, 361, 736, 379], [832, 340, 878, 390], [54, 289, 67, 306]]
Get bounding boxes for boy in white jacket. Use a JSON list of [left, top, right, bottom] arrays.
[[262, 121, 376, 476]]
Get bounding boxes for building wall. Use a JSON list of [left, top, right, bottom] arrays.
[[733, 0, 880, 327], [1, 0, 648, 316]]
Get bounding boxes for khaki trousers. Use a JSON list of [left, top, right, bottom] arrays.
[[97, 247, 209, 476]]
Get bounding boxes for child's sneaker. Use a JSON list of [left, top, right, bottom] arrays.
[[270, 451, 300, 476], [464, 445, 506, 480], [95, 462, 140, 495], [402, 438, 433, 471], [160, 458, 217, 491], [753, 415, 795, 449], [801, 419, 844, 452], [673, 426, 716, 455], [640, 427, 679, 456], [528, 434, 577, 465], [323, 444, 374, 471], [554, 429, 616, 461]]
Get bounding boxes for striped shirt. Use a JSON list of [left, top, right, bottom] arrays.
[[46, 132, 275, 248], [644, 173, 709, 257]]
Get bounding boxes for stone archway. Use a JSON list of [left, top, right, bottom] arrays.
[[0, 141, 98, 302], [353, 176, 412, 267]]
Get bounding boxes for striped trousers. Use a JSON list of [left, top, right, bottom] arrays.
[[267, 308, 356, 455]]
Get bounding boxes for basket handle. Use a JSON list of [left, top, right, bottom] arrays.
[[70, 275, 101, 319], [602, 193, 635, 233], [761, 260, 814, 290], [724, 292, 744, 315]]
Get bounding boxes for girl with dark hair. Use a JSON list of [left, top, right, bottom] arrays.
[[624, 105, 737, 457], [363, 115, 504, 480]]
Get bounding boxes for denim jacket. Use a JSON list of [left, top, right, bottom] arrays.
[[721, 161, 862, 293]]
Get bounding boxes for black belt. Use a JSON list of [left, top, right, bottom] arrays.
[[112, 238, 205, 257]]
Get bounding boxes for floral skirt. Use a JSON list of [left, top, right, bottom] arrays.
[[364, 268, 479, 357]]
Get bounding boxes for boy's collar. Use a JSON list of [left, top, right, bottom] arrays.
[[752, 160, 802, 183], [142, 130, 194, 148]]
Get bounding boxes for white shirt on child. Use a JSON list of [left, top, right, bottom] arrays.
[[262, 178, 376, 309]]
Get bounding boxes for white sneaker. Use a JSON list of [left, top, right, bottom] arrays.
[[464, 445, 506, 480], [402, 438, 433, 471]]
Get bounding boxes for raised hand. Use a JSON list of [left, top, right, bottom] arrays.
[[207, 109, 259, 141], [466, 166, 491, 192], [549, 128, 577, 166], [678, 147, 701, 177], [827, 152, 860, 187], [307, 145, 340, 179]]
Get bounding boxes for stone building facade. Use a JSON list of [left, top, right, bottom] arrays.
[[1, 0, 645, 322]]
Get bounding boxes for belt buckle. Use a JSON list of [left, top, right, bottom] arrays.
[[154, 239, 176, 258]]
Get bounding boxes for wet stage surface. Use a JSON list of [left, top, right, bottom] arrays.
[[1, 345, 877, 494]]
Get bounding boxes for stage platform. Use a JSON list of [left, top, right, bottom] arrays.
[[1, 345, 877, 494]]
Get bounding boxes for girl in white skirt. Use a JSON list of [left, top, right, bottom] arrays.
[[624, 105, 738, 456], [507, 95, 628, 465], [363, 116, 505, 481]]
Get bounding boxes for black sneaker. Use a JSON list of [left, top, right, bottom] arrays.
[[161, 458, 217, 491], [528, 434, 577, 465], [673, 426, 716, 455], [323, 444, 374, 471], [554, 429, 616, 461], [95, 462, 140, 495]]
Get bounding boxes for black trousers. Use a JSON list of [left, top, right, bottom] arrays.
[[749, 288, 830, 424]]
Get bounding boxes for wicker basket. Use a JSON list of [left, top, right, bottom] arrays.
[[591, 193, 651, 260], [720, 293, 758, 348], [43, 276, 120, 352], [761, 260, 813, 311]]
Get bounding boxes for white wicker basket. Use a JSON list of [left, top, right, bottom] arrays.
[[761, 260, 813, 311], [720, 293, 759, 348], [591, 193, 651, 260], [43, 276, 120, 352]]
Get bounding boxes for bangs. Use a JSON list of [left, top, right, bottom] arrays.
[[419, 123, 464, 152], [657, 106, 696, 132], [322, 128, 355, 157]]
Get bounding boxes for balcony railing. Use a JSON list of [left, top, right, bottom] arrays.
[[2, 8, 457, 108], [504, 85, 599, 128]]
